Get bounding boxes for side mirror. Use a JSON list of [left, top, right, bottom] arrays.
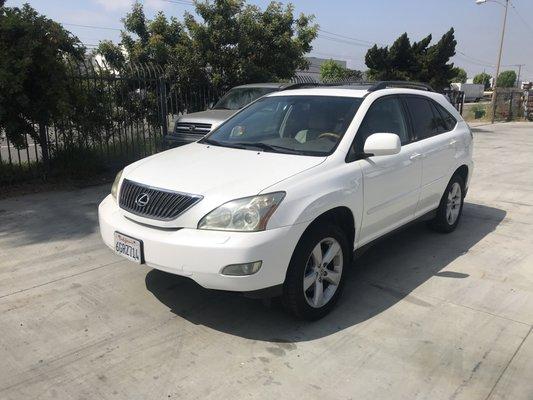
[[363, 133, 401, 156]]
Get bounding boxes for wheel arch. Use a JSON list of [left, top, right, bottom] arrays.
[[453, 164, 469, 190], [297, 206, 356, 259]]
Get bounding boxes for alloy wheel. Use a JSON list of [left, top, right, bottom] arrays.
[[446, 182, 462, 225], [303, 237, 343, 308]]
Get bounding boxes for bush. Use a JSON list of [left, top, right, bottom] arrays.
[[48, 145, 107, 180], [472, 104, 486, 118], [0, 159, 43, 185]]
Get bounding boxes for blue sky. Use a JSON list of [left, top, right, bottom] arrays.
[[6, 0, 533, 80]]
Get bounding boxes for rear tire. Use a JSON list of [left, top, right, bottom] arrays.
[[282, 224, 349, 320], [429, 174, 465, 233]]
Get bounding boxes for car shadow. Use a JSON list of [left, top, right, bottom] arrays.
[[145, 202, 506, 343]]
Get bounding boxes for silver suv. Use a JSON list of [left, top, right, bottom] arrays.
[[165, 82, 306, 148]]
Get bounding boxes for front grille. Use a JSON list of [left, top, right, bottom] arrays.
[[119, 179, 202, 221], [174, 122, 212, 135]]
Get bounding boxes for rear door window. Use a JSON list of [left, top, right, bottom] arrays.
[[433, 102, 458, 131], [404, 96, 436, 140], [429, 102, 449, 134]]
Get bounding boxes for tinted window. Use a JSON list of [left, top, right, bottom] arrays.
[[353, 97, 409, 152], [433, 102, 457, 131], [404, 96, 438, 140], [203, 96, 363, 156], [430, 102, 449, 134]]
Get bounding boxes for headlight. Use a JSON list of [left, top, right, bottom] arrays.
[[111, 169, 123, 200], [198, 192, 285, 232]]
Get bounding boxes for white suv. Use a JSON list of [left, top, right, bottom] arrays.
[[99, 82, 473, 320]]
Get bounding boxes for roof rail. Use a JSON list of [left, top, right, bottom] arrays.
[[368, 81, 435, 92]]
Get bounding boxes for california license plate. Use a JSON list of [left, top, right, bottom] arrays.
[[114, 232, 144, 264]]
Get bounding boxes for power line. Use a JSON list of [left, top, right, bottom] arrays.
[[160, 0, 195, 5], [454, 54, 493, 68], [309, 50, 354, 60], [456, 51, 494, 67], [509, 1, 533, 35], [317, 33, 373, 48], [317, 28, 380, 47], [63, 23, 121, 31]]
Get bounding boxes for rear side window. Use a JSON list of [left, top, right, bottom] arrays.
[[429, 102, 449, 134], [353, 96, 410, 152], [404, 96, 436, 140], [433, 102, 457, 131]]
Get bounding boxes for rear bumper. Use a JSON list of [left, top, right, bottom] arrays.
[[98, 195, 307, 292]]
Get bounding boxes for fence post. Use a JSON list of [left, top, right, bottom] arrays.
[[38, 122, 50, 174], [159, 78, 168, 138], [508, 91, 513, 121]]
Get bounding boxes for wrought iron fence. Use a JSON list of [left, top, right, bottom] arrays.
[[0, 60, 221, 184], [0, 69, 470, 186]]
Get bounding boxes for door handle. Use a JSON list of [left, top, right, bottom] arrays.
[[409, 153, 422, 161], [449, 139, 458, 146]]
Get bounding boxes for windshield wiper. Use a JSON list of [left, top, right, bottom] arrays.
[[202, 139, 306, 155], [230, 142, 305, 155]]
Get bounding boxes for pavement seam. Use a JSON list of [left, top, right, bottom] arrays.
[[362, 278, 531, 327], [441, 300, 531, 327], [0, 259, 123, 300], [484, 325, 533, 400]]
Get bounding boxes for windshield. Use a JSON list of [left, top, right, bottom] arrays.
[[213, 87, 279, 110], [201, 95, 363, 156]]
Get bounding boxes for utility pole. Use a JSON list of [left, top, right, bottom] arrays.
[[476, 0, 509, 123], [491, 0, 508, 123], [515, 64, 524, 87]]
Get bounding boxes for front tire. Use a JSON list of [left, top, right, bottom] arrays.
[[430, 174, 465, 233], [282, 224, 349, 320]]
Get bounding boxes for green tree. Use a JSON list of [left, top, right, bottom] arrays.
[[450, 67, 467, 83], [185, 0, 317, 88], [97, 3, 204, 85], [0, 2, 84, 163], [496, 70, 517, 88], [365, 28, 458, 90], [473, 72, 492, 90], [319, 59, 362, 82], [98, 1, 318, 89]]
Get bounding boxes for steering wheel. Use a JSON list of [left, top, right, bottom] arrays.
[[317, 132, 341, 141]]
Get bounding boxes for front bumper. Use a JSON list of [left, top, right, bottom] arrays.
[[98, 195, 307, 292]]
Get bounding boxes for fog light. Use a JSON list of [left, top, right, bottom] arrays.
[[221, 261, 262, 276]]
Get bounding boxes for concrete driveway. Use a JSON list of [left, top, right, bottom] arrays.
[[1, 122, 532, 400]]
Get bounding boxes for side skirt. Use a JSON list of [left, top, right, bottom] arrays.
[[353, 209, 437, 260]]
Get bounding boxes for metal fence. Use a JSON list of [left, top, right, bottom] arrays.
[[1, 68, 470, 185], [443, 89, 465, 115], [0, 60, 221, 184], [493, 88, 525, 121]]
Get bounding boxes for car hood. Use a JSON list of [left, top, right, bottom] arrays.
[[124, 143, 326, 201], [179, 109, 237, 126]]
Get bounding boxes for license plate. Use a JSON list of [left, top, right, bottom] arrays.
[[114, 232, 144, 264]]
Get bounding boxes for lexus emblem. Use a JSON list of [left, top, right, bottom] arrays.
[[135, 193, 150, 207], [189, 124, 196, 133]]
